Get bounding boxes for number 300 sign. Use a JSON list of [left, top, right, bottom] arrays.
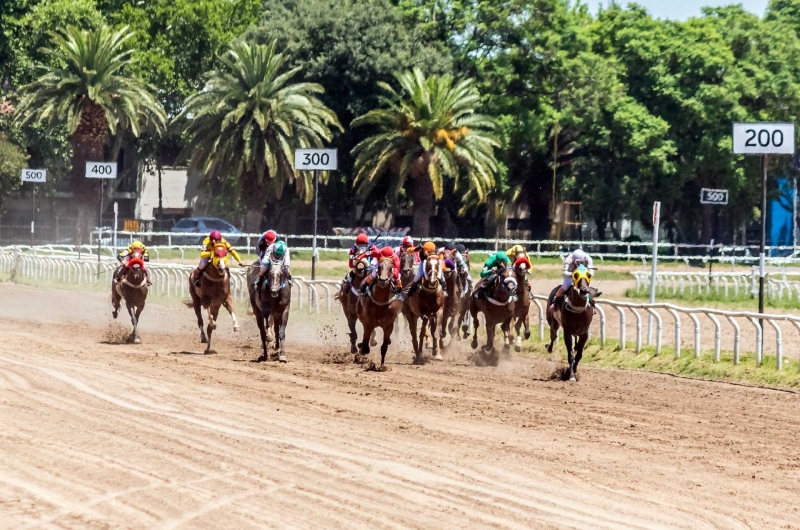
[[733, 123, 795, 155], [294, 149, 338, 171]]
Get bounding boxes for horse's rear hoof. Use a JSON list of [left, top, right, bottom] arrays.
[[201, 337, 208, 344], [350, 345, 358, 355], [209, 322, 217, 331], [279, 353, 287, 363], [470, 339, 478, 350], [569, 376, 576, 382], [131, 337, 141, 345], [524, 331, 531, 340], [234, 326, 240, 332], [515, 345, 521, 353], [545, 344, 552, 353], [112, 311, 118, 319], [432, 353, 443, 361]]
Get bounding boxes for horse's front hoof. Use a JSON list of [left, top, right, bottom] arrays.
[[412, 355, 425, 365], [201, 336, 208, 344], [545, 344, 552, 354], [350, 344, 358, 355], [515, 345, 521, 353], [524, 331, 531, 340], [209, 322, 217, 331], [131, 336, 141, 345], [233, 326, 240, 332], [279, 352, 287, 363], [470, 339, 478, 350], [111, 311, 118, 319], [569, 376, 576, 382], [432, 353, 443, 361]]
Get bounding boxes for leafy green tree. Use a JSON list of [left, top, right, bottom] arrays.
[[175, 40, 342, 212], [0, 125, 28, 213], [352, 68, 500, 236], [15, 24, 166, 238]]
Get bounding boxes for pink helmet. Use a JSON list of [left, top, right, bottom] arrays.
[[402, 236, 414, 247], [209, 230, 222, 242]]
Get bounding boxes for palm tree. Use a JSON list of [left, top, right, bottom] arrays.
[[351, 68, 500, 236], [16, 25, 166, 239], [175, 40, 342, 210]]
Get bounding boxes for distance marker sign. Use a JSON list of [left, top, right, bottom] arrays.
[[21, 169, 46, 183], [733, 123, 795, 155], [700, 188, 728, 205], [294, 149, 338, 171], [85, 161, 118, 179]]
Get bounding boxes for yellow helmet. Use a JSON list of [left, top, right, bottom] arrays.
[[130, 240, 145, 250]]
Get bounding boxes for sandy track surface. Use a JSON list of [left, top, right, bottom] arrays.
[[0, 283, 799, 529]]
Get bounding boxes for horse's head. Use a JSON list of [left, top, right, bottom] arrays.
[[212, 243, 229, 274], [127, 256, 145, 281], [400, 250, 416, 275], [490, 266, 518, 302], [513, 254, 530, 279], [268, 258, 284, 297], [424, 255, 441, 286], [570, 265, 600, 302], [377, 256, 394, 284], [353, 257, 370, 278]]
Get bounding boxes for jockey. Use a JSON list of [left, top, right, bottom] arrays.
[[256, 230, 277, 261], [342, 232, 374, 288], [478, 250, 511, 287], [360, 245, 403, 297], [254, 240, 291, 290], [394, 235, 419, 263], [440, 240, 471, 292], [548, 249, 594, 314], [405, 241, 449, 297], [193, 230, 243, 287], [507, 243, 532, 270], [115, 240, 151, 286]]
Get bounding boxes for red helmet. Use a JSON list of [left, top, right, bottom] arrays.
[[402, 236, 414, 247], [209, 230, 222, 242], [381, 246, 394, 258], [264, 230, 277, 244], [356, 233, 369, 244]]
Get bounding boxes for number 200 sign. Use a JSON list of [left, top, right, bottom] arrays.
[[294, 148, 338, 171], [733, 122, 795, 155], [85, 161, 118, 179]]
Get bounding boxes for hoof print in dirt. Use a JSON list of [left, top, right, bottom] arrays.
[[364, 361, 389, 372]]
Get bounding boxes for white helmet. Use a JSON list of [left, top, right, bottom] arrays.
[[572, 249, 587, 262]]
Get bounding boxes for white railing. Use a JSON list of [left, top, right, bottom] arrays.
[[89, 229, 800, 265], [631, 270, 800, 300], [0, 248, 341, 315], [531, 294, 800, 371]]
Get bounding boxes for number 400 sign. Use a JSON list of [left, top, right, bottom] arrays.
[[733, 122, 795, 155]]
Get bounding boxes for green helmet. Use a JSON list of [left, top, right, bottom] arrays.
[[496, 251, 509, 263], [272, 241, 287, 258]]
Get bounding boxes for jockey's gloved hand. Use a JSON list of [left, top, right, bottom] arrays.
[[238, 261, 244, 267]]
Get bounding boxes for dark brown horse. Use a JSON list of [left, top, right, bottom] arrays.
[[403, 255, 445, 363], [356, 256, 403, 368], [469, 267, 517, 365], [185, 243, 240, 354], [439, 250, 461, 349], [247, 258, 291, 362], [111, 252, 148, 344], [510, 258, 532, 352], [337, 257, 373, 356], [457, 252, 473, 339], [546, 266, 601, 382]]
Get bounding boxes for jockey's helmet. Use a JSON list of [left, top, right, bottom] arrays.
[[380, 246, 394, 258], [210, 230, 222, 242], [572, 249, 587, 263], [356, 233, 369, 245], [422, 241, 436, 253], [264, 230, 277, 244], [444, 241, 456, 251], [130, 241, 145, 250], [273, 241, 287, 258], [455, 243, 467, 254], [401, 235, 414, 247]]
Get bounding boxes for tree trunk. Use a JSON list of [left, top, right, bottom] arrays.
[[701, 204, 714, 244], [411, 172, 434, 237], [71, 99, 107, 243]]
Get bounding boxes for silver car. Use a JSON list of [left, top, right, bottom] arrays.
[[169, 217, 242, 245]]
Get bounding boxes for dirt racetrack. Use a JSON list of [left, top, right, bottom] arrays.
[[1, 283, 799, 529]]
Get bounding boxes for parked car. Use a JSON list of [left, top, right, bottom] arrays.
[[169, 217, 242, 245]]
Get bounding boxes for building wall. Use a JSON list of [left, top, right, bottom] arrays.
[[135, 164, 202, 221]]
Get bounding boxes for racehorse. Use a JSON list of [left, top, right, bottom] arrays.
[[185, 243, 240, 354], [546, 265, 601, 382], [439, 250, 461, 349], [247, 258, 291, 362], [457, 252, 473, 339], [469, 267, 517, 365], [510, 256, 532, 352], [337, 257, 374, 357], [403, 255, 445, 363], [111, 249, 148, 344], [356, 255, 403, 368]]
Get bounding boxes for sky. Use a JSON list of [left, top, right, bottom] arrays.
[[585, 0, 770, 20]]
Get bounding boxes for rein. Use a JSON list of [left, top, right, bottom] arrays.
[[203, 269, 227, 282]]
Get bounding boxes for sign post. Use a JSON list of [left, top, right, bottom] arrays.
[[294, 149, 338, 280], [85, 161, 118, 244], [733, 122, 795, 362], [647, 201, 660, 345], [113, 202, 118, 256], [21, 169, 47, 246]]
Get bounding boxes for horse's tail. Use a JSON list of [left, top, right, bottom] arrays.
[[182, 298, 194, 308]]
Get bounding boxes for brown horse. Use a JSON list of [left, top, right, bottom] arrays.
[[185, 243, 240, 354], [546, 266, 601, 382], [439, 250, 461, 349], [469, 267, 517, 365], [247, 259, 291, 362], [457, 252, 473, 339], [356, 256, 403, 368], [337, 257, 374, 356], [510, 258, 532, 352], [111, 251, 148, 344], [403, 255, 445, 363]]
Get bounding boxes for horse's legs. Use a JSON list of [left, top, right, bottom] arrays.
[[419, 316, 429, 356], [439, 313, 448, 350], [407, 314, 421, 362], [254, 309, 268, 362], [206, 304, 221, 354], [224, 296, 239, 332], [131, 301, 144, 344], [359, 323, 374, 358], [125, 300, 139, 344], [546, 316, 559, 354], [430, 313, 443, 361], [347, 311, 358, 355], [565, 332, 576, 382], [380, 322, 394, 368], [370, 328, 378, 348], [470, 305, 480, 350], [111, 290, 120, 319], [514, 316, 523, 352], [276, 308, 289, 363], [574, 333, 588, 380], [523, 312, 531, 340], [502, 318, 512, 353], [192, 301, 207, 344], [484, 323, 498, 366]]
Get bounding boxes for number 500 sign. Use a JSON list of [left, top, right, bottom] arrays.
[[733, 123, 795, 155]]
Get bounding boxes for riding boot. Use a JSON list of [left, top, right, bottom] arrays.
[[406, 279, 420, 296], [192, 267, 202, 287], [144, 270, 152, 287], [286, 268, 293, 286], [548, 287, 566, 315], [254, 273, 265, 291], [360, 277, 372, 295]]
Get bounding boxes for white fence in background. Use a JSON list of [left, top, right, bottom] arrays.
[[530, 294, 800, 371], [0, 248, 341, 315], [631, 270, 800, 301], [90, 229, 800, 265]]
